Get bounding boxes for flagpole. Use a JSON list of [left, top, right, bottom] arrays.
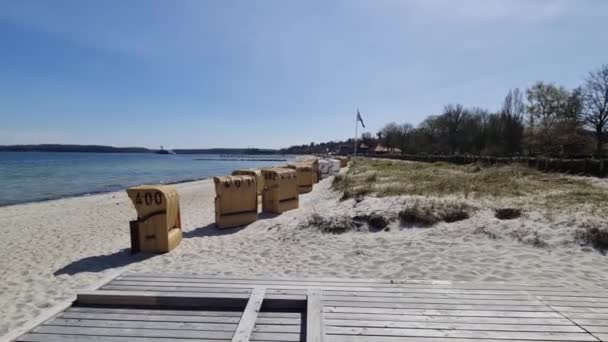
[[354, 110, 358, 157]]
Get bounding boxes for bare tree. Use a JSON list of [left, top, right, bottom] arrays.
[[442, 104, 468, 154], [526, 82, 570, 155], [360, 132, 374, 148], [398, 123, 414, 153], [379, 122, 401, 152], [499, 89, 525, 156], [583, 65, 608, 156]]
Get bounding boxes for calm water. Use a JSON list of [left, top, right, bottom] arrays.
[[0, 152, 288, 206]]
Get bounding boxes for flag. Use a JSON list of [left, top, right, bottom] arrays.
[[357, 110, 366, 128]]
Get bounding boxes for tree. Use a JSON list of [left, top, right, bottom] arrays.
[[583, 65, 608, 156], [498, 89, 525, 156], [379, 122, 401, 152], [526, 82, 570, 155], [442, 104, 469, 154], [360, 132, 374, 149], [556, 87, 589, 156], [397, 123, 414, 153]]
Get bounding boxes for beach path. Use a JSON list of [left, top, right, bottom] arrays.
[[8, 272, 608, 342]]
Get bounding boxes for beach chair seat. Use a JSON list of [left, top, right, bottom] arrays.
[[336, 156, 348, 168], [328, 159, 341, 175], [287, 163, 315, 194], [261, 168, 298, 213], [126, 185, 182, 253], [302, 159, 320, 183], [318, 159, 330, 179], [232, 169, 264, 196], [214, 175, 258, 229]]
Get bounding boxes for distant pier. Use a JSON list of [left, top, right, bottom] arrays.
[[194, 155, 288, 162]]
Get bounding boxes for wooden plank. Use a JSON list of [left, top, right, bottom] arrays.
[[18, 334, 229, 342], [324, 326, 597, 341], [32, 326, 233, 339], [251, 325, 301, 334], [324, 319, 584, 332], [103, 285, 308, 297], [324, 312, 572, 325], [114, 275, 570, 292], [67, 307, 302, 318], [124, 272, 565, 288], [553, 306, 608, 313], [325, 336, 587, 342], [322, 301, 552, 311], [102, 285, 253, 294], [539, 296, 608, 304], [322, 290, 536, 300], [60, 312, 244, 324], [232, 288, 265, 342], [47, 318, 238, 331], [594, 333, 608, 342], [565, 312, 608, 320], [323, 292, 545, 304], [306, 288, 324, 342], [67, 307, 243, 317], [104, 280, 547, 296], [321, 294, 543, 305], [249, 332, 302, 342], [76, 290, 251, 309], [325, 306, 563, 318], [62, 312, 303, 326], [572, 319, 608, 327], [584, 325, 608, 333]]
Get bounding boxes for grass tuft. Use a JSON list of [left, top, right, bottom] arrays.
[[398, 200, 473, 227], [575, 221, 608, 252], [495, 208, 522, 220]]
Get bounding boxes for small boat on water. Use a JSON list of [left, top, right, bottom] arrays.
[[155, 146, 176, 155]]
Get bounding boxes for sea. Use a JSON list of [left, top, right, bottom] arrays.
[[0, 152, 290, 206]]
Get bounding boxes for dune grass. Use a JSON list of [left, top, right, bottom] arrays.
[[333, 158, 608, 211], [398, 199, 473, 227]]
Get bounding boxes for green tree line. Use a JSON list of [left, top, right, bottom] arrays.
[[283, 64, 608, 158]]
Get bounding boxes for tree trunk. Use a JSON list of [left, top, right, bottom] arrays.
[[597, 130, 604, 157]]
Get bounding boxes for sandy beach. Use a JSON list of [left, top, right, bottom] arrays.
[[2, 166, 608, 335]]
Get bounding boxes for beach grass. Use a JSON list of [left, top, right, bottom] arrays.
[[333, 158, 608, 212], [398, 199, 473, 227]]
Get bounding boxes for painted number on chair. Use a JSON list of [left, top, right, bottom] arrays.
[[135, 192, 163, 206]]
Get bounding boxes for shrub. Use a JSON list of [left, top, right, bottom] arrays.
[[442, 207, 470, 223], [399, 200, 473, 227], [398, 205, 439, 227], [365, 173, 377, 182], [495, 208, 522, 220], [305, 214, 359, 234], [575, 222, 608, 252]]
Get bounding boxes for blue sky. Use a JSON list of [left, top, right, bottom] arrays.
[[1, 0, 607, 149]]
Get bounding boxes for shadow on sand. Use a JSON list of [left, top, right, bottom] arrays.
[[183, 223, 246, 238], [184, 212, 280, 238], [54, 248, 155, 276], [55, 214, 283, 276]]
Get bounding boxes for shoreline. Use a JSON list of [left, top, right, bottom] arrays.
[[0, 176, 213, 208]]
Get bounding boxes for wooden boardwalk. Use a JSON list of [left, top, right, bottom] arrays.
[[7, 272, 608, 342]]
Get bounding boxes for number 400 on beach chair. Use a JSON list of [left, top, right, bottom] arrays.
[[126, 185, 183, 254]]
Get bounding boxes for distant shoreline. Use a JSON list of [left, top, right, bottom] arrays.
[[0, 144, 279, 155]]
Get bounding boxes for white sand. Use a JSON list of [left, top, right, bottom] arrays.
[[2, 173, 608, 335]]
